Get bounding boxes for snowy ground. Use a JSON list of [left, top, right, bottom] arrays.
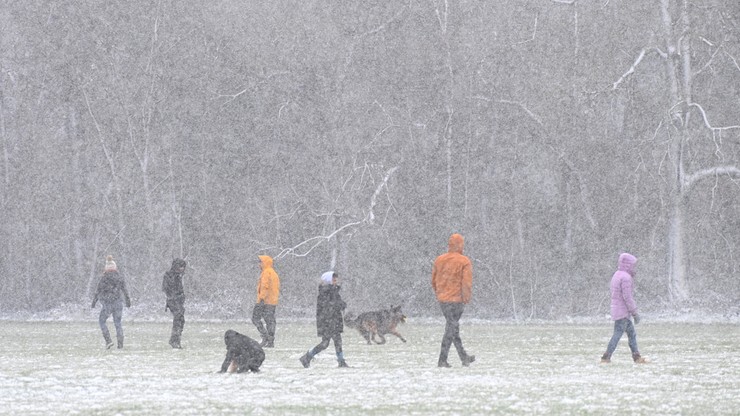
[[1, 319, 738, 415]]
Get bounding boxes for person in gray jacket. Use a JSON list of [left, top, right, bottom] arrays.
[[92, 255, 131, 349]]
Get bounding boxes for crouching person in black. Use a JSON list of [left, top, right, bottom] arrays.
[[219, 330, 265, 373]]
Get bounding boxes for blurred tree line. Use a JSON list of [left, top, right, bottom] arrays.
[[1, 0, 738, 318]]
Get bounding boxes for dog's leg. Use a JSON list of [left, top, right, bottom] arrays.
[[391, 331, 407, 343], [374, 333, 387, 345], [360, 329, 372, 344]]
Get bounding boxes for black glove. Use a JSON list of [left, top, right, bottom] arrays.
[[633, 314, 641, 325]]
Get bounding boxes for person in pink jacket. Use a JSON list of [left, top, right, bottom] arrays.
[[600, 253, 647, 363]]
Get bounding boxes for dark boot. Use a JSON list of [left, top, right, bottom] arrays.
[[632, 352, 647, 363], [337, 352, 348, 368], [263, 335, 275, 348], [117, 336, 124, 349], [103, 333, 114, 349], [600, 352, 611, 364], [299, 351, 313, 368], [461, 354, 476, 367]]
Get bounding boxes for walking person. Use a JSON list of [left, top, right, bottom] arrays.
[[252, 255, 280, 347], [91, 255, 131, 349], [299, 271, 348, 368], [601, 252, 647, 364], [162, 258, 187, 349], [432, 233, 475, 368]]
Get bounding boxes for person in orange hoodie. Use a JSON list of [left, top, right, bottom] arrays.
[[252, 255, 280, 347], [431, 233, 475, 368]]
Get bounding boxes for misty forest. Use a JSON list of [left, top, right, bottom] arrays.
[[1, 0, 739, 319]]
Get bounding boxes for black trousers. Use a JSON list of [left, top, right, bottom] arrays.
[[166, 299, 185, 345], [312, 333, 343, 355], [251, 303, 277, 341], [439, 302, 468, 362]]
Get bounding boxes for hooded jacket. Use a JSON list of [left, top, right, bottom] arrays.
[[316, 282, 346, 337], [610, 253, 638, 320], [162, 259, 186, 302], [256, 255, 280, 305], [92, 271, 131, 307], [432, 234, 473, 304]]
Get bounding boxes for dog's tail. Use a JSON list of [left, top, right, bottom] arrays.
[[344, 311, 359, 328]]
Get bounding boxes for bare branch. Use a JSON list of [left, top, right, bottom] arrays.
[[471, 96, 543, 126], [368, 167, 398, 225], [612, 48, 647, 90], [684, 165, 740, 190], [688, 102, 740, 132], [724, 50, 740, 72], [694, 42, 723, 78]]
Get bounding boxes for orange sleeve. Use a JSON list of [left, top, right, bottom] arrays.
[[461, 260, 472, 304]]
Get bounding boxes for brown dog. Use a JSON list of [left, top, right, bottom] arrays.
[[345, 305, 407, 344]]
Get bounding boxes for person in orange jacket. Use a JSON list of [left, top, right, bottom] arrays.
[[431, 233, 475, 368], [252, 255, 280, 347]]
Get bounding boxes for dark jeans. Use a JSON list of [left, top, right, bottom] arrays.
[[311, 333, 343, 356], [99, 301, 124, 345], [605, 318, 639, 357], [439, 302, 469, 363], [251, 303, 277, 342], [166, 299, 185, 346]]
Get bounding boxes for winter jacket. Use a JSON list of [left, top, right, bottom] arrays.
[[432, 234, 473, 304], [256, 255, 280, 305], [316, 283, 346, 337], [92, 271, 131, 307], [162, 259, 186, 303], [220, 330, 265, 373], [610, 253, 639, 320]]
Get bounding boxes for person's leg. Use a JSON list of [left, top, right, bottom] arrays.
[[624, 319, 645, 362], [251, 303, 268, 342], [300, 336, 331, 368], [98, 305, 113, 348], [447, 303, 473, 364], [169, 301, 185, 348], [247, 350, 266, 373], [603, 319, 627, 361], [438, 303, 456, 366], [264, 305, 277, 346], [112, 302, 124, 348], [333, 334, 347, 367]]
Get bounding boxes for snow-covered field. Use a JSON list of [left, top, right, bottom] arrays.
[[1, 319, 738, 415]]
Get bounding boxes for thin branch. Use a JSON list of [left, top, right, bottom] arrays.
[[688, 102, 740, 131], [725, 50, 740, 72], [684, 165, 740, 190], [612, 48, 647, 90]]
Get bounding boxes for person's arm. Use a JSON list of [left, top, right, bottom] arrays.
[[621, 276, 638, 317], [461, 260, 473, 304], [220, 349, 234, 373], [122, 277, 132, 307], [91, 278, 101, 308]]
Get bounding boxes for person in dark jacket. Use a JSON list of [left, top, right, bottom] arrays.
[[162, 258, 187, 349], [218, 329, 265, 373], [91, 255, 131, 349], [299, 271, 348, 368]]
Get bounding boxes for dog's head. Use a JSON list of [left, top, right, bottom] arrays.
[[391, 305, 406, 323]]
